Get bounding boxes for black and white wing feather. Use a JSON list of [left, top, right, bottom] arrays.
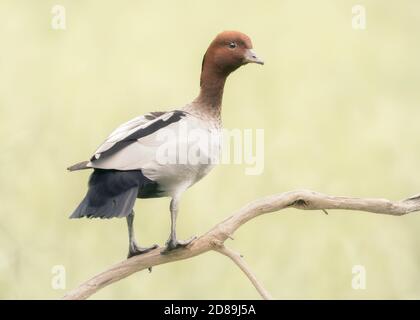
[[67, 110, 187, 171], [68, 108, 220, 219]]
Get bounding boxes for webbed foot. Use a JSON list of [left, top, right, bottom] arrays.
[[127, 243, 159, 259], [161, 236, 197, 255]]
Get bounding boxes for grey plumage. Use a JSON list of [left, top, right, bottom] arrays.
[[70, 169, 160, 219], [68, 111, 186, 220]]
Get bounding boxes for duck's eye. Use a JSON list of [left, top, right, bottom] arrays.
[[228, 42, 237, 49]]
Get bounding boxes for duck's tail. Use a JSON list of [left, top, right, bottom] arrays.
[[69, 169, 144, 219]]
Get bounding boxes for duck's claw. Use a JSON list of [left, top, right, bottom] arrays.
[[161, 236, 197, 255], [127, 243, 159, 259]]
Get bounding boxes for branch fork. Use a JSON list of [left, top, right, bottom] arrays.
[[63, 189, 420, 300]]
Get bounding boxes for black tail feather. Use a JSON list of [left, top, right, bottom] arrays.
[[70, 169, 155, 219]]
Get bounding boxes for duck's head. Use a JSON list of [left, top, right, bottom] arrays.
[[202, 31, 264, 76]]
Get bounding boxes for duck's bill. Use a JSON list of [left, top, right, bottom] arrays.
[[244, 49, 264, 65]]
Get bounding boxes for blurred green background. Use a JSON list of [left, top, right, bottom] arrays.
[[1, 0, 420, 299]]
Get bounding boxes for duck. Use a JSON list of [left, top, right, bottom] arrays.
[[68, 31, 264, 257]]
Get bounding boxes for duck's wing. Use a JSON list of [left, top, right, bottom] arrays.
[[67, 110, 188, 171]]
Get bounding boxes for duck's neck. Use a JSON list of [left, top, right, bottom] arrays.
[[190, 65, 228, 120]]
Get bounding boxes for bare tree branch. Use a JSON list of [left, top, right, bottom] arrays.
[[215, 245, 273, 300], [63, 189, 420, 300]]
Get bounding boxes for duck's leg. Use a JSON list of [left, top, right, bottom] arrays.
[[126, 211, 158, 258], [162, 196, 196, 254]]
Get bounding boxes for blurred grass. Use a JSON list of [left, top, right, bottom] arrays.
[[1, 0, 420, 299]]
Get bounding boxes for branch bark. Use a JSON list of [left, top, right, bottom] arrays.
[[63, 189, 420, 300]]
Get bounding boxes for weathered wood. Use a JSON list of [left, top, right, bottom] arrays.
[[63, 189, 420, 300]]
